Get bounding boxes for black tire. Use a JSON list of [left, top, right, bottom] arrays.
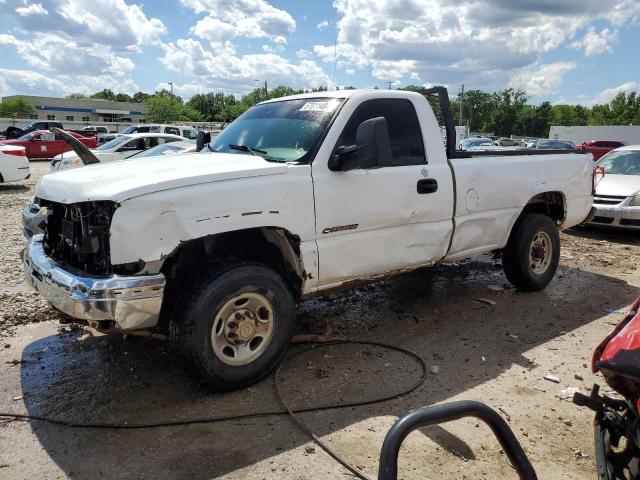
[[502, 213, 560, 291], [169, 261, 295, 391]]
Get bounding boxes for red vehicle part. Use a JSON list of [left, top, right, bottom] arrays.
[[579, 140, 626, 161], [0, 130, 97, 159], [592, 296, 640, 404]]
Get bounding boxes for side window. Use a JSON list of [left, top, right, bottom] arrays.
[[165, 127, 180, 135], [149, 126, 160, 133], [122, 138, 149, 150], [335, 99, 426, 166], [159, 136, 180, 145], [183, 129, 197, 139], [40, 133, 55, 141]]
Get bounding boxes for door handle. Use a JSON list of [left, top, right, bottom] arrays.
[[417, 178, 438, 194]]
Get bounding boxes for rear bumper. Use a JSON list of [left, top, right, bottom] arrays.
[[585, 203, 640, 230], [23, 235, 165, 330]]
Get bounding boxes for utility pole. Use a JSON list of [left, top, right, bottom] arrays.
[[459, 84, 464, 126], [386, 81, 394, 90], [264, 80, 268, 99], [168, 82, 174, 96]]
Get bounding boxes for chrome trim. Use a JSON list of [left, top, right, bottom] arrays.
[[23, 235, 165, 329]]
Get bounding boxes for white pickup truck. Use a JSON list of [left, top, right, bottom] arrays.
[[23, 87, 594, 390]]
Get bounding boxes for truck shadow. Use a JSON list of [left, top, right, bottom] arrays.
[[18, 260, 639, 479]]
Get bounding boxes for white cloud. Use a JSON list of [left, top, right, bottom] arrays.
[[316, 20, 329, 30], [181, 0, 295, 46], [508, 62, 576, 96], [0, 33, 135, 76], [4, 0, 165, 47], [15, 2, 48, 16], [313, 0, 640, 90], [571, 27, 618, 56], [591, 81, 639, 105], [0, 68, 138, 98], [160, 38, 332, 97]]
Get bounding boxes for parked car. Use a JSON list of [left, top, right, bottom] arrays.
[[129, 140, 197, 159], [96, 133, 122, 145], [0, 144, 29, 183], [494, 137, 517, 146], [0, 130, 97, 160], [23, 87, 593, 390], [584, 146, 640, 230], [457, 137, 495, 150], [82, 126, 109, 134], [50, 132, 184, 170], [535, 139, 576, 150], [578, 140, 627, 160], [122, 124, 198, 140], [0, 120, 64, 140]]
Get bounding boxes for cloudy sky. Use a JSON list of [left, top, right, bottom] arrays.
[[0, 0, 639, 104]]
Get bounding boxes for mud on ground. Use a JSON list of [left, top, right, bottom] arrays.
[[1, 162, 639, 479]]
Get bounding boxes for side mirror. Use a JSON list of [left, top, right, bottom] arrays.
[[196, 130, 211, 151], [328, 117, 392, 171]]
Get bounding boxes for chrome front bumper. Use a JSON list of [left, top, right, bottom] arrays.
[[23, 235, 165, 330]]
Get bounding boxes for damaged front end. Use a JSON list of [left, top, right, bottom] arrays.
[[40, 199, 117, 275], [23, 199, 165, 330]]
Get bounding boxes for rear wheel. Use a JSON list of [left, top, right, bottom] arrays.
[[169, 262, 295, 391], [502, 213, 560, 291]]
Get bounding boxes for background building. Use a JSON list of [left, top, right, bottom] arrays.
[[1, 95, 146, 124], [549, 125, 640, 145]]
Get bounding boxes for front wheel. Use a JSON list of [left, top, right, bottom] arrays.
[[169, 262, 295, 391], [501, 213, 560, 291]]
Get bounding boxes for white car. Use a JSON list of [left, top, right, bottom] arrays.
[[121, 124, 198, 140], [0, 144, 30, 183], [51, 133, 184, 171], [128, 140, 197, 159], [585, 145, 640, 230]]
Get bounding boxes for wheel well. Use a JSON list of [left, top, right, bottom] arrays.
[[157, 227, 305, 329], [520, 191, 565, 225]]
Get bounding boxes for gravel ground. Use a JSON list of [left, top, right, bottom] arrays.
[[0, 162, 639, 479], [0, 162, 62, 334]]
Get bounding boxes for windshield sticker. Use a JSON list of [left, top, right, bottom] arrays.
[[299, 100, 339, 113]]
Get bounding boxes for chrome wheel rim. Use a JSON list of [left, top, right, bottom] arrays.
[[529, 231, 552, 275], [211, 292, 275, 366]]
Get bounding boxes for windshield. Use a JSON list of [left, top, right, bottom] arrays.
[[597, 150, 640, 175], [18, 131, 38, 141], [97, 135, 130, 150], [134, 143, 190, 158], [210, 98, 344, 163]]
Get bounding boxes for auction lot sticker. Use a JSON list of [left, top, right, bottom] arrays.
[[300, 100, 339, 113]]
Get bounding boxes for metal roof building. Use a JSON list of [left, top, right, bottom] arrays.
[[1, 95, 146, 124]]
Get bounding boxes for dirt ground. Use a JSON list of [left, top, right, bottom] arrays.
[[1, 162, 639, 479]]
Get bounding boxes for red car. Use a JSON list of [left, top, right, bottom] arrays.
[[578, 140, 627, 160], [0, 130, 97, 160]]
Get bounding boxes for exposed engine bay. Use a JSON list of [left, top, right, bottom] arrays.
[[40, 199, 117, 275]]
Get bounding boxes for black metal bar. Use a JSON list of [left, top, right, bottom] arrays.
[[378, 401, 537, 480], [422, 86, 456, 158]]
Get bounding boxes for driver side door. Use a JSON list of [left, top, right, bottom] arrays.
[[312, 98, 453, 289]]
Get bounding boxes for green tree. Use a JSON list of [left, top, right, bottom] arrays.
[[490, 88, 527, 136], [114, 93, 133, 103], [0, 96, 35, 118], [145, 94, 202, 122], [65, 92, 87, 99], [91, 89, 116, 101], [132, 91, 150, 103]]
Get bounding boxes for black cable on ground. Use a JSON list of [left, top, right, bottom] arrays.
[[0, 340, 427, 479]]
